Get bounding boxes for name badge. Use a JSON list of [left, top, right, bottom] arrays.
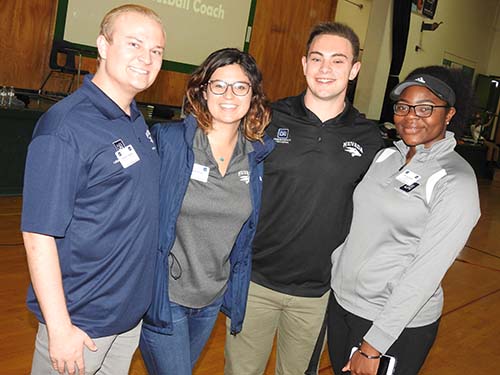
[[191, 163, 210, 183], [396, 169, 421, 186], [399, 182, 420, 193], [115, 145, 140, 168]]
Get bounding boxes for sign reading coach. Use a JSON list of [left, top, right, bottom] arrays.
[[60, 0, 254, 71], [156, 0, 225, 19]]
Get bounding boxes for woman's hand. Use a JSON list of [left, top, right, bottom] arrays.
[[342, 341, 381, 375]]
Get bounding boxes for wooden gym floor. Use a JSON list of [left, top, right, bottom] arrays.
[[1, 177, 499, 374]]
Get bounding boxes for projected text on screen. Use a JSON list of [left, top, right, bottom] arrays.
[[57, 0, 255, 72]]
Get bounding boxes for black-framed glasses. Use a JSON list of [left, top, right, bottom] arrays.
[[206, 80, 252, 96], [393, 103, 449, 118]]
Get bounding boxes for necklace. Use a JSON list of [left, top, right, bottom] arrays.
[[218, 156, 225, 162]]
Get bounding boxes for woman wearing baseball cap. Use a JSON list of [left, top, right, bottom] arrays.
[[327, 66, 481, 375]]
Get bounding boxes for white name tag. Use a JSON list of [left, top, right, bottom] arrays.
[[396, 169, 421, 185], [191, 163, 210, 183], [115, 145, 140, 168]]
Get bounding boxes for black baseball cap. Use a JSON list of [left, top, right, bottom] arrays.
[[390, 74, 456, 106]]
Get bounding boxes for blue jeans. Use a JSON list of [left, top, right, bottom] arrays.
[[139, 295, 223, 375]]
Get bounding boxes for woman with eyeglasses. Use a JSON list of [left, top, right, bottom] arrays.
[[327, 66, 480, 375], [139, 48, 273, 374]]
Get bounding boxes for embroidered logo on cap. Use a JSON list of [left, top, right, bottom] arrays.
[[415, 77, 426, 83]]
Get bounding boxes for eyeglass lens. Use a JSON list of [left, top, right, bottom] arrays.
[[394, 104, 437, 118], [208, 80, 251, 96]]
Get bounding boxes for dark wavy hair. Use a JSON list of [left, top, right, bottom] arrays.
[[405, 66, 473, 137], [184, 48, 271, 141]]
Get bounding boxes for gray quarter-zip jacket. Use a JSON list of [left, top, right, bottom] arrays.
[[331, 131, 480, 353]]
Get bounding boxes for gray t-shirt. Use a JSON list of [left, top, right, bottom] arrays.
[[169, 128, 253, 308]]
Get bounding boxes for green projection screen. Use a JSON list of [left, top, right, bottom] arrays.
[[54, 0, 257, 73]]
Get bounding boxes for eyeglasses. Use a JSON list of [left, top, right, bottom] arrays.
[[206, 80, 251, 96], [393, 103, 449, 118]]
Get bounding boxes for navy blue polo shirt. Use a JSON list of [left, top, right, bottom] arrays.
[[22, 75, 160, 337]]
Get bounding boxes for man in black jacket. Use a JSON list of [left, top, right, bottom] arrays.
[[225, 22, 384, 375]]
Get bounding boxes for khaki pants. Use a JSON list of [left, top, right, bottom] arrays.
[[225, 282, 329, 375], [31, 321, 142, 375]]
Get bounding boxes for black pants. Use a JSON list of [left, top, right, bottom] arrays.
[[327, 292, 440, 375]]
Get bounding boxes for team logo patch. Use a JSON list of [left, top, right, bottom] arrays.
[[238, 170, 250, 184], [343, 141, 363, 157], [274, 128, 291, 144]]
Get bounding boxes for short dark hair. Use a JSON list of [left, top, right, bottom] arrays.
[[305, 22, 360, 62], [185, 48, 270, 141], [404, 66, 473, 136]]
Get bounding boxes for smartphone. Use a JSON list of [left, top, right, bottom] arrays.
[[350, 346, 397, 375]]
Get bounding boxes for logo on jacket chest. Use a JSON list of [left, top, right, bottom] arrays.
[[343, 141, 363, 157], [274, 128, 291, 144]]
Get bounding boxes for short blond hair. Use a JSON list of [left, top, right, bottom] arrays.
[[99, 4, 165, 42]]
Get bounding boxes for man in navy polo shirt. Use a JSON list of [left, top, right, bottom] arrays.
[[21, 5, 165, 375]]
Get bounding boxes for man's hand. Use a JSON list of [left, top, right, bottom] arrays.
[[48, 324, 97, 375], [23, 232, 97, 374]]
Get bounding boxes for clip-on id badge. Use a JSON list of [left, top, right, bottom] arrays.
[[115, 145, 140, 168]]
